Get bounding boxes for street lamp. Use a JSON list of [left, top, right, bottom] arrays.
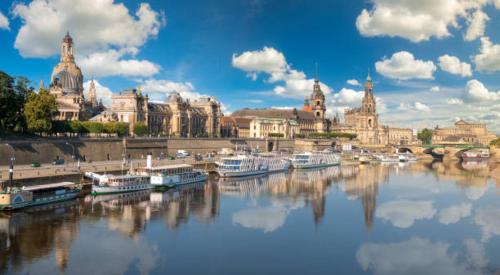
[[5, 144, 15, 187]]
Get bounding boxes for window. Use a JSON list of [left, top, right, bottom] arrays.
[[368, 119, 372, 127]]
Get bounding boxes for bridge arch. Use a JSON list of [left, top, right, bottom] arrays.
[[398, 147, 413, 153]]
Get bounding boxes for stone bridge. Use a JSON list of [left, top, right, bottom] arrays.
[[396, 145, 491, 160]]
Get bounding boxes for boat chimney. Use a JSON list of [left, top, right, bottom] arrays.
[[146, 153, 153, 169]]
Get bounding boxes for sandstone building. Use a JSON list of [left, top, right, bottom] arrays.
[[90, 89, 222, 137], [432, 120, 496, 146], [48, 33, 103, 120], [46, 33, 222, 137], [227, 77, 330, 138], [333, 73, 417, 146]]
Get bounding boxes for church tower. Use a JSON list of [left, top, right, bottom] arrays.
[[310, 73, 326, 120], [362, 71, 376, 114], [361, 71, 378, 129], [88, 79, 97, 107]]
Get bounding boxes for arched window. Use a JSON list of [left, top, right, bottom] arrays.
[[368, 118, 372, 128], [316, 111, 321, 117]]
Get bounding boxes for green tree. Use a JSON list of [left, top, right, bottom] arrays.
[[490, 138, 500, 147], [0, 71, 33, 133], [417, 128, 433, 145], [23, 88, 57, 134], [133, 122, 149, 137]]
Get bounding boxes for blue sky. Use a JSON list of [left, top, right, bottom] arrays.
[[2, 0, 500, 131]]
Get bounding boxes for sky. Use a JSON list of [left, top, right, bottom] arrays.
[[2, 0, 500, 132]]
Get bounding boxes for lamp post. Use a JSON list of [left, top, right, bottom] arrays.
[[5, 144, 15, 187]]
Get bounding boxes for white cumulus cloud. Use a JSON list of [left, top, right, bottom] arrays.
[[465, 79, 500, 102], [438, 55, 472, 77], [447, 98, 464, 105], [375, 51, 436, 80], [347, 79, 361, 86], [376, 200, 436, 228], [430, 86, 440, 92], [0, 11, 9, 30], [465, 9, 489, 41], [12, 0, 164, 79], [474, 37, 500, 73], [438, 203, 472, 225], [355, 0, 484, 42], [78, 48, 160, 78], [398, 102, 431, 112], [232, 47, 331, 98], [141, 79, 206, 102]]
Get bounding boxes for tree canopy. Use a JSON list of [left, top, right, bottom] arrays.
[[0, 71, 33, 133], [417, 128, 433, 145], [23, 88, 58, 134]]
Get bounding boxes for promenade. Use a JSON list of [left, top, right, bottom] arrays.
[[0, 156, 218, 181]]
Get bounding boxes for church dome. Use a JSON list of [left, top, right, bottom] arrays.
[[53, 68, 83, 94]]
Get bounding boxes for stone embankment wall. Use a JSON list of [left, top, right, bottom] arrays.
[[0, 138, 295, 165]]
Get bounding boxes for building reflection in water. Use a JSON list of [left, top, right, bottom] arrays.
[[0, 181, 221, 274], [0, 201, 80, 273]]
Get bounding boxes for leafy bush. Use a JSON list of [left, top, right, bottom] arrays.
[[133, 122, 148, 137]]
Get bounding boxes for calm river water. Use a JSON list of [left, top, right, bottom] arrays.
[[1, 161, 499, 274]]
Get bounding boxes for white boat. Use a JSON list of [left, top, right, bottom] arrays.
[[377, 154, 400, 163], [145, 164, 208, 188], [289, 151, 340, 169], [398, 152, 417, 162], [461, 149, 489, 161], [257, 153, 291, 173], [90, 174, 152, 195], [217, 155, 269, 178]]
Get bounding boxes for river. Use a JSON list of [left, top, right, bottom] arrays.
[[1, 161, 499, 274]]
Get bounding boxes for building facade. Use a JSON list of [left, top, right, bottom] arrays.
[[91, 90, 222, 137], [333, 73, 417, 146], [432, 120, 496, 146], [228, 77, 329, 138], [48, 33, 103, 120]]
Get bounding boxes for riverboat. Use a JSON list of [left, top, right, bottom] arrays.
[[376, 154, 400, 163], [289, 151, 341, 169], [145, 164, 208, 188], [398, 152, 418, 162], [0, 182, 80, 211], [217, 155, 269, 178], [89, 174, 152, 195], [257, 153, 291, 173], [461, 149, 490, 161]]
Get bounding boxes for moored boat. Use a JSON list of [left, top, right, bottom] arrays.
[[217, 155, 269, 178], [144, 164, 208, 188], [0, 182, 80, 211], [460, 149, 489, 161], [89, 174, 152, 195], [257, 153, 291, 173], [377, 154, 400, 163], [289, 151, 340, 169]]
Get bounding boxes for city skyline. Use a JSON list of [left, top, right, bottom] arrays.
[[2, 1, 500, 131]]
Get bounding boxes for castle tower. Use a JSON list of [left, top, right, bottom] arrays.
[[88, 79, 97, 107]]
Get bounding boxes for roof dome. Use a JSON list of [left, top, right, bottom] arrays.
[[53, 68, 82, 94]]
